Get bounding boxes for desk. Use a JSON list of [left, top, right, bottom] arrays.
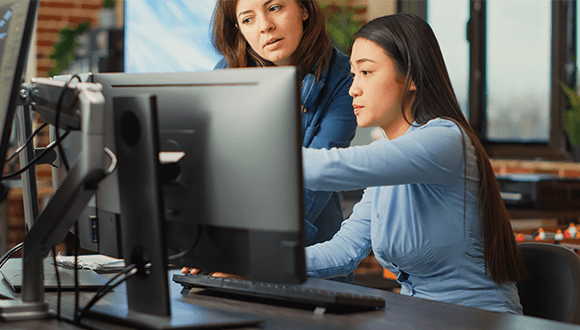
[[508, 208, 580, 224], [1, 270, 580, 329]]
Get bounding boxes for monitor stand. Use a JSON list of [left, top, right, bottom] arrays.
[[83, 95, 262, 329], [87, 298, 262, 330]]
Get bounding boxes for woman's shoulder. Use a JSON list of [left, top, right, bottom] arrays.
[[405, 118, 467, 148], [331, 47, 350, 66], [415, 118, 463, 135], [326, 47, 351, 78]]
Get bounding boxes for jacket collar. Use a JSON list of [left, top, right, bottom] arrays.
[[300, 48, 334, 109]]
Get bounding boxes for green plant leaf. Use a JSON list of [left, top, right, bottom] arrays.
[[562, 83, 580, 110], [562, 82, 580, 145], [320, 3, 363, 55], [103, 0, 116, 9], [567, 111, 580, 145], [47, 21, 90, 76]]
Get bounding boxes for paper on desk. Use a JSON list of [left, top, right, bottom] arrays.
[[55, 253, 125, 273]]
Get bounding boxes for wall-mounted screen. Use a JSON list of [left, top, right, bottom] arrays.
[[124, 0, 221, 73]]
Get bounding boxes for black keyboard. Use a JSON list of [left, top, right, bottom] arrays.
[[172, 273, 385, 310]]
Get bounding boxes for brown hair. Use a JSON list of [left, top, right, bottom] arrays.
[[211, 0, 332, 78], [354, 13, 526, 285]]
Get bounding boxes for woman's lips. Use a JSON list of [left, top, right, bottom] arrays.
[[265, 38, 282, 49], [353, 104, 363, 115]]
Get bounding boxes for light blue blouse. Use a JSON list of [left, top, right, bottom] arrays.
[[302, 118, 523, 314]]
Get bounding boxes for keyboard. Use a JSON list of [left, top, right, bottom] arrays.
[[172, 273, 386, 310]]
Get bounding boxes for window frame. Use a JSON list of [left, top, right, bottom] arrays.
[[470, 0, 575, 161], [404, 0, 576, 161], [397, 0, 427, 18]]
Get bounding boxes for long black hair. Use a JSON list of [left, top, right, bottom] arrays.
[[354, 13, 526, 285]]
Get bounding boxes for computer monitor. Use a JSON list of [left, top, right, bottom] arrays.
[[101, 67, 306, 280], [48, 68, 307, 327], [0, 0, 38, 184], [53, 67, 307, 284]]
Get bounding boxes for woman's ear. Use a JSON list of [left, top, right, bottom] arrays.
[[409, 80, 417, 91], [301, 6, 309, 21]]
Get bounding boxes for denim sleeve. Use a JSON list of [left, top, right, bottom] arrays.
[[213, 57, 228, 69], [303, 67, 357, 245], [303, 189, 332, 238], [304, 217, 319, 243], [303, 79, 356, 150]]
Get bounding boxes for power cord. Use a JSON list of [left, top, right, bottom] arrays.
[[54, 74, 82, 172], [0, 242, 23, 270], [4, 121, 48, 163], [74, 263, 138, 325], [1, 130, 71, 180], [51, 247, 62, 320], [50, 75, 82, 318]]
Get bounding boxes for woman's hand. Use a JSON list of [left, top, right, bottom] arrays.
[[180, 267, 241, 278], [181, 267, 198, 275]]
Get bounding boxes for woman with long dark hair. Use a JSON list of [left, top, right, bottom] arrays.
[[303, 13, 526, 313], [212, 0, 357, 247]]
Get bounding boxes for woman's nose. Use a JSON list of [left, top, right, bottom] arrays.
[[349, 82, 362, 98], [259, 16, 274, 33]]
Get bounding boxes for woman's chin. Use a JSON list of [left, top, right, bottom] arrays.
[[356, 119, 371, 128]]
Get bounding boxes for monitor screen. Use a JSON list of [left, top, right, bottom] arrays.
[[123, 0, 221, 73], [0, 0, 38, 179]]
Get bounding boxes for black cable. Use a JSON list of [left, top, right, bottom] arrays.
[[51, 247, 61, 320], [4, 122, 48, 163], [1, 130, 71, 180], [0, 242, 23, 270], [75, 263, 138, 325], [74, 222, 80, 325], [54, 75, 82, 173]]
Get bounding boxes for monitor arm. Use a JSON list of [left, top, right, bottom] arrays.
[[0, 78, 112, 320]]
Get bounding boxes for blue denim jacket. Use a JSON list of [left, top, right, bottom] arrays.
[[214, 47, 357, 246]]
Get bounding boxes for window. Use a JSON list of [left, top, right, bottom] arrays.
[[486, 0, 551, 143], [422, 0, 576, 160], [428, 0, 470, 117], [124, 0, 221, 73]]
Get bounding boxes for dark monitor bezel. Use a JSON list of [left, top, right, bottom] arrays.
[[0, 0, 38, 177]]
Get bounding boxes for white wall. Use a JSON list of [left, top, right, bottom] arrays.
[[366, 0, 396, 21]]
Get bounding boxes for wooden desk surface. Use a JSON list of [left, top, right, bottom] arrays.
[[1, 269, 580, 330], [508, 208, 580, 220]]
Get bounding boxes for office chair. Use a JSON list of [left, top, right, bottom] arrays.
[[517, 242, 580, 325]]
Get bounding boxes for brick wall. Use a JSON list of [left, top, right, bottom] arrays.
[[1, 1, 108, 254], [35, 0, 107, 77]]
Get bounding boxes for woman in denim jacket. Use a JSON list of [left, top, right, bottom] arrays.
[[211, 0, 357, 246]]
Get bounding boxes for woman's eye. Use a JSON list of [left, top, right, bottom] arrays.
[[362, 70, 370, 76], [269, 5, 282, 12], [241, 17, 253, 25]]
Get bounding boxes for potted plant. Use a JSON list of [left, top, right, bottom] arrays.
[[99, 0, 117, 29], [561, 83, 580, 162], [47, 22, 90, 77], [320, 3, 364, 55]]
